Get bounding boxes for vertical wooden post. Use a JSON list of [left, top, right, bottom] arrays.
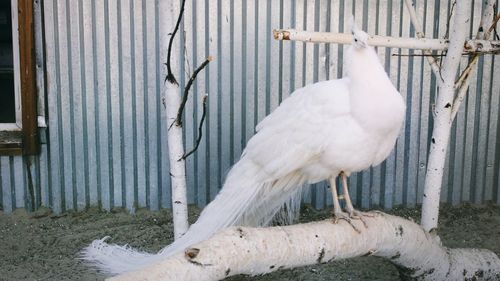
[[18, 0, 39, 155]]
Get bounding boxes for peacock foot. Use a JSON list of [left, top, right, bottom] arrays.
[[345, 209, 376, 228], [332, 211, 361, 233]]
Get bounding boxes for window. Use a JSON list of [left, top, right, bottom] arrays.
[[0, 0, 38, 155], [0, 1, 16, 124]]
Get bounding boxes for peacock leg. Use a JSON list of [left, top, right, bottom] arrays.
[[329, 177, 360, 233], [340, 172, 369, 227]]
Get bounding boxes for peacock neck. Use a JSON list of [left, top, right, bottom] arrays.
[[345, 45, 405, 134], [346, 46, 390, 88]]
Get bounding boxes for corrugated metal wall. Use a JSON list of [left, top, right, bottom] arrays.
[[1, 0, 499, 214]]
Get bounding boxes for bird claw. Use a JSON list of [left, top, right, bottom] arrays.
[[332, 211, 362, 233], [348, 210, 368, 228], [345, 209, 380, 228]]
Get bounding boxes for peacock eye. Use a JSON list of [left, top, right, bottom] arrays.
[[354, 38, 358, 42]]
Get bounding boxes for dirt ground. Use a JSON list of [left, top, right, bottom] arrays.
[[1, 203, 499, 281]]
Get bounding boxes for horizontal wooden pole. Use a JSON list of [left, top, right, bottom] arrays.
[[273, 29, 500, 54]]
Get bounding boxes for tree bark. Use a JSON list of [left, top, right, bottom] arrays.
[[107, 213, 500, 281], [420, 1, 471, 232], [272, 30, 500, 54], [164, 82, 189, 239], [163, 0, 188, 239]]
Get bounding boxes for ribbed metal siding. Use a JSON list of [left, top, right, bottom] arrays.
[[0, 0, 499, 213]]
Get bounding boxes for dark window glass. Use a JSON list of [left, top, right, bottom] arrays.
[[0, 1, 15, 123]]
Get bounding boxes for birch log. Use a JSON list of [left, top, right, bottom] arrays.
[[108, 214, 500, 281], [163, 0, 188, 239], [420, 1, 471, 232]]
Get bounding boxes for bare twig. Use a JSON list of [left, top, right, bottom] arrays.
[[454, 55, 479, 90], [180, 94, 209, 161], [175, 56, 213, 127], [486, 13, 500, 39], [165, 0, 187, 85], [450, 74, 474, 120], [403, 0, 444, 84], [494, 4, 500, 39]]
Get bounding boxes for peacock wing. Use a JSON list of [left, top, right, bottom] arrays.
[[243, 78, 351, 181]]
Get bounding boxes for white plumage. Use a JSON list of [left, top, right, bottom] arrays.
[[82, 23, 405, 275]]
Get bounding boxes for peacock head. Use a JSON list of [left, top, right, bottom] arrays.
[[349, 16, 369, 49]]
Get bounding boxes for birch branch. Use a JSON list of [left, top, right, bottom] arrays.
[[180, 94, 208, 161], [272, 30, 500, 54], [450, 53, 479, 121], [486, 13, 500, 38], [174, 56, 213, 127], [464, 38, 500, 53], [403, 0, 443, 84], [165, 0, 186, 85], [273, 29, 449, 49], [450, 2, 498, 120], [108, 214, 500, 281], [450, 75, 474, 121]]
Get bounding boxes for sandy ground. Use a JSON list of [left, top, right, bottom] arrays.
[[0, 203, 499, 281]]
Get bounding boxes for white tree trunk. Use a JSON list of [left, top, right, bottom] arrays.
[[163, 0, 188, 239], [420, 1, 471, 232], [164, 83, 189, 239], [107, 214, 500, 281]]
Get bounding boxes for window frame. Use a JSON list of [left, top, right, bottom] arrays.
[[0, 0, 39, 156]]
